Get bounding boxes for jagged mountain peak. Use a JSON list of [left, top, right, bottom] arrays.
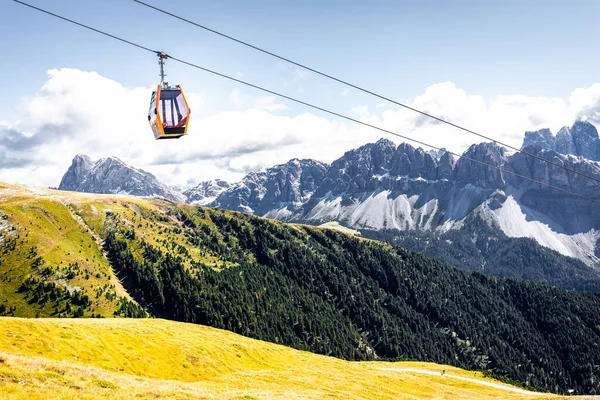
[[392, 143, 438, 179], [427, 147, 449, 160], [375, 137, 397, 148], [396, 142, 417, 155], [523, 128, 555, 151], [521, 120, 600, 161], [184, 179, 231, 206], [571, 120, 600, 160], [273, 157, 328, 170], [454, 142, 507, 187], [212, 178, 230, 186], [463, 141, 507, 158], [213, 157, 328, 217], [572, 119, 597, 132], [341, 137, 397, 158], [73, 153, 93, 162], [58, 154, 182, 201], [59, 154, 95, 191], [96, 155, 126, 166]]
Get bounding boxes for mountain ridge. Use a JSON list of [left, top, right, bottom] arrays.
[[57, 122, 600, 278]]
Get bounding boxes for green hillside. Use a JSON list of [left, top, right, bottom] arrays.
[[1, 183, 600, 395], [0, 185, 139, 318]]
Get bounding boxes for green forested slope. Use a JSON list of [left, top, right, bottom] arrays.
[[1, 183, 600, 395], [106, 205, 600, 395], [362, 214, 600, 292]]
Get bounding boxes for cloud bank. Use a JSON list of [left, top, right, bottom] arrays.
[[2, 68, 600, 188]]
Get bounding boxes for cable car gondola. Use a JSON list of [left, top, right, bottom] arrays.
[[148, 52, 190, 140]]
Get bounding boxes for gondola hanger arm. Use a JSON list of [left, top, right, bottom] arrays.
[[157, 51, 169, 88]]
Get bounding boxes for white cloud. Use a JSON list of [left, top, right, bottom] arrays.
[[349, 105, 370, 118], [2, 69, 600, 190], [278, 64, 309, 93], [230, 89, 244, 108], [570, 83, 600, 124], [363, 82, 588, 153], [230, 89, 287, 111]]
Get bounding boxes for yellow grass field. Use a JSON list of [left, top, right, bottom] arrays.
[[0, 317, 566, 400]]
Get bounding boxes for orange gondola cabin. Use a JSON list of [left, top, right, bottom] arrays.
[[148, 52, 190, 140]]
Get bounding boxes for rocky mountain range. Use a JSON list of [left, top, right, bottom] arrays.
[[57, 121, 600, 272], [215, 158, 328, 218]]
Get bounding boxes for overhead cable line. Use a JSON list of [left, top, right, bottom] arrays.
[[13, 0, 155, 53], [12, 0, 600, 204], [133, 0, 600, 187]]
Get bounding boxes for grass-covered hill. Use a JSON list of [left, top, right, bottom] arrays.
[[0, 318, 552, 400], [1, 182, 600, 395], [0, 184, 142, 319]]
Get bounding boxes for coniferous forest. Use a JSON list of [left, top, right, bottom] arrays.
[[104, 206, 600, 395], [362, 213, 600, 292]]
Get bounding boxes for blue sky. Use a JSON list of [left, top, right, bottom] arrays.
[[2, 0, 600, 187], [4, 0, 600, 111]]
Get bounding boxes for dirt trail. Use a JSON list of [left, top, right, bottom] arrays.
[[380, 368, 546, 395]]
